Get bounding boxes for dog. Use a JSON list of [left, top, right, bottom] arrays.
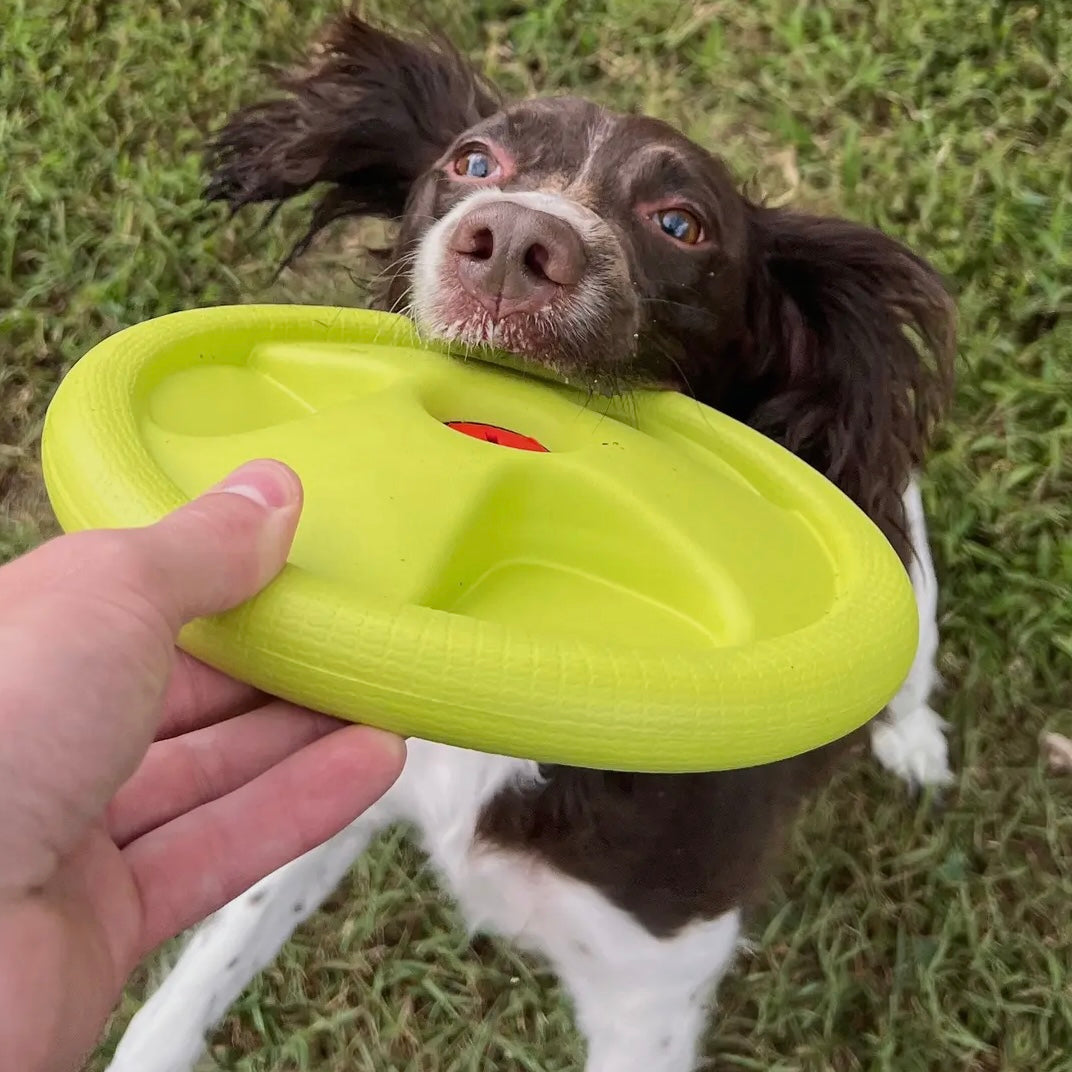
[[106, 13, 956, 1072]]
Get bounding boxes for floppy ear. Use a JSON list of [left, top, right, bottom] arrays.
[[204, 11, 500, 261], [741, 207, 956, 560]]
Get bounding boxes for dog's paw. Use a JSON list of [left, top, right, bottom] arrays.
[[871, 704, 954, 789]]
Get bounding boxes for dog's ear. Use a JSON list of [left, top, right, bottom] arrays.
[[741, 207, 956, 558], [204, 11, 500, 260]]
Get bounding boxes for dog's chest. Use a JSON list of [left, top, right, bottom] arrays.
[[394, 741, 656, 970]]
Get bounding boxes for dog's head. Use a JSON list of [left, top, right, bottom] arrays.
[[206, 13, 955, 557]]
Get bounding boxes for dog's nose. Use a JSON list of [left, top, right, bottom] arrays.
[[448, 202, 587, 318]]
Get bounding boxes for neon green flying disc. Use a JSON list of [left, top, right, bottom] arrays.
[[40, 305, 918, 772]]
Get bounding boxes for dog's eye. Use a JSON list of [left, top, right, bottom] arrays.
[[452, 148, 499, 180], [652, 208, 703, 245]]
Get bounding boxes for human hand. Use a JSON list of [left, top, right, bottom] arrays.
[[0, 460, 405, 1072]]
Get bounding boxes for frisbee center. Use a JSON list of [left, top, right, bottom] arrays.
[[445, 421, 549, 452]]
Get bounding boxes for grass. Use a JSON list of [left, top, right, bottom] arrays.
[[2, 0, 1071, 1068]]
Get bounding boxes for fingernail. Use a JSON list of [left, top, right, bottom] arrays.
[[214, 460, 301, 510]]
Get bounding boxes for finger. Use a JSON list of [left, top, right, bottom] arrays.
[[0, 460, 303, 896], [107, 701, 344, 846], [124, 727, 405, 953], [121, 459, 304, 630], [158, 652, 267, 739]]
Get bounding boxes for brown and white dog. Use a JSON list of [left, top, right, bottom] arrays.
[[107, 14, 956, 1072]]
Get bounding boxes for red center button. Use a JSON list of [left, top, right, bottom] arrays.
[[445, 421, 549, 452]]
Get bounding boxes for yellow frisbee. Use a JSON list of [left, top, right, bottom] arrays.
[[41, 305, 917, 772]]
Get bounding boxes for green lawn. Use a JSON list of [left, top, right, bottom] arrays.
[[3, 1, 1071, 1069]]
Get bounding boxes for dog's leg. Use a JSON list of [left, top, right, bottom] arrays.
[[105, 806, 391, 1072], [548, 898, 741, 1072], [871, 477, 953, 788], [576, 911, 740, 1072]]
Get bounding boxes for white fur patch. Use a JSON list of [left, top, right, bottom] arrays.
[[871, 702, 953, 788], [409, 187, 626, 352], [870, 478, 954, 788]]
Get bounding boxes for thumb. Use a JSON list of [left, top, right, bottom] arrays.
[[127, 459, 303, 629], [0, 461, 305, 893]]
